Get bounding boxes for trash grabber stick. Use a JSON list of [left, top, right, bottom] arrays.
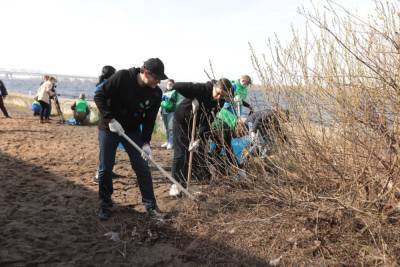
[[236, 100, 241, 118], [119, 132, 195, 200], [186, 111, 198, 189]]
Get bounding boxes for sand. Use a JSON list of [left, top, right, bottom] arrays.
[[0, 106, 199, 266], [0, 105, 273, 267]]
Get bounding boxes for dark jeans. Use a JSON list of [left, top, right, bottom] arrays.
[[39, 101, 50, 120], [46, 99, 52, 118], [171, 120, 189, 187], [98, 129, 156, 210], [0, 96, 9, 117], [171, 120, 210, 187]]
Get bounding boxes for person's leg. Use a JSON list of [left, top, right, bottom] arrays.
[[167, 112, 175, 146], [120, 131, 157, 210], [161, 113, 169, 146], [98, 129, 119, 208], [74, 112, 86, 125], [192, 135, 211, 180], [46, 99, 52, 120], [171, 121, 189, 187], [0, 96, 10, 117], [43, 102, 50, 122], [39, 101, 48, 122]]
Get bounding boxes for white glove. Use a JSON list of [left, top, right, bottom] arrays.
[[109, 119, 124, 136], [234, 95, 241, 102], [250, 131, 257, 143], [192, 99, 199, 114], [141, 144, 152, 161], [188, 139, 200, 152]]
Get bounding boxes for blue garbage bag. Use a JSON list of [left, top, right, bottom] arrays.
[[231, 136, 251, 164], [209, 136, 251, 164], [66, 117, 77, 125], [32, 101, 41, 114]]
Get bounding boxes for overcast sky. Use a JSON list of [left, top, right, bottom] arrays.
[[1, 0, 374, 82]]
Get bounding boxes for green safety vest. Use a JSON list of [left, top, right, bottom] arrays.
[[232, 80, 248, 102], [75, 99, 88, 113], [161, 89, 178, 112], [212, 107, 237, 130]]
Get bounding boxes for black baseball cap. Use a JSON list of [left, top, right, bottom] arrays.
[[143, 58, 168, 80]]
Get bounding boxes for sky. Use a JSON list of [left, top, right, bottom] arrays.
[[0, 0, 374, 82]]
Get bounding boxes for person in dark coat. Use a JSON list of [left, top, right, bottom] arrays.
[[169, 78, 232, 196], [0, 80, 10, 118], [94, 58, 167, 220]]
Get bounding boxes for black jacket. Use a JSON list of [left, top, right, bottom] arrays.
[[94, 68, 162, 144], [174, 81, 224, 134], [246, 110, 286, 141], [0, 80, 8, 96]]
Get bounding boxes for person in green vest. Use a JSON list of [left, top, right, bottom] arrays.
[[71, 93, 90, 125], [160, 79, 180, 149], [209, 106, 239, 171], [230, 74, 252, 116]]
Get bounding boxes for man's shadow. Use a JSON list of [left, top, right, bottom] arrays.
[[0, 151, 269, 266]]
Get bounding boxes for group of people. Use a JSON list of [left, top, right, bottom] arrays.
[[92, 57, 289, 221], [33, 75, 92, 125], [4, 58, 286, 221]]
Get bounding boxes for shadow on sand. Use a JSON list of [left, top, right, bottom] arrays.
[[0, 151, 270, 266]]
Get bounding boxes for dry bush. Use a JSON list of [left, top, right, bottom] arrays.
[[246, 0, 400, 264], [184, 1, 400, 265]]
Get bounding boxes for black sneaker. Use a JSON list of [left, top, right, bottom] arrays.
[[98, 206, 111, 221]]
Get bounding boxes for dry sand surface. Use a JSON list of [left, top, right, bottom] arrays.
[[0, 106, 268, 266]]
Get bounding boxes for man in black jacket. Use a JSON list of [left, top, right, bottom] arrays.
[[0, 80, 10, 118], [169, 78, 232, 196], [94, 58, 167, 220]]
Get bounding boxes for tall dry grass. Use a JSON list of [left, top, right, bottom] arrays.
[[246, 0, 400, 264], [187, 1, 400, 265]]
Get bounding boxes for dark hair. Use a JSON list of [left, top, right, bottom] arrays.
[[215, 78, 232, 94], [98, 65, 116, 85], [167, 79, 175, 84]]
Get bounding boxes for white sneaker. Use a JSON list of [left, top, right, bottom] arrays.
[[169, 184, 181, 197], [166, 143, 173, 150], [161, 142, 168, 148]]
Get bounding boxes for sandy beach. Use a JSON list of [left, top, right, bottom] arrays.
[[0, 102, 272, 266], [0, 101, 213, 266]]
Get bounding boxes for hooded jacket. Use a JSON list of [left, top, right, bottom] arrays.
[[94, 67, 162, 144]]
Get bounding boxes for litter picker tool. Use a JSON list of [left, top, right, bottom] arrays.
[[186, 99, 199, 190], [118, 131, 195, 200]]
